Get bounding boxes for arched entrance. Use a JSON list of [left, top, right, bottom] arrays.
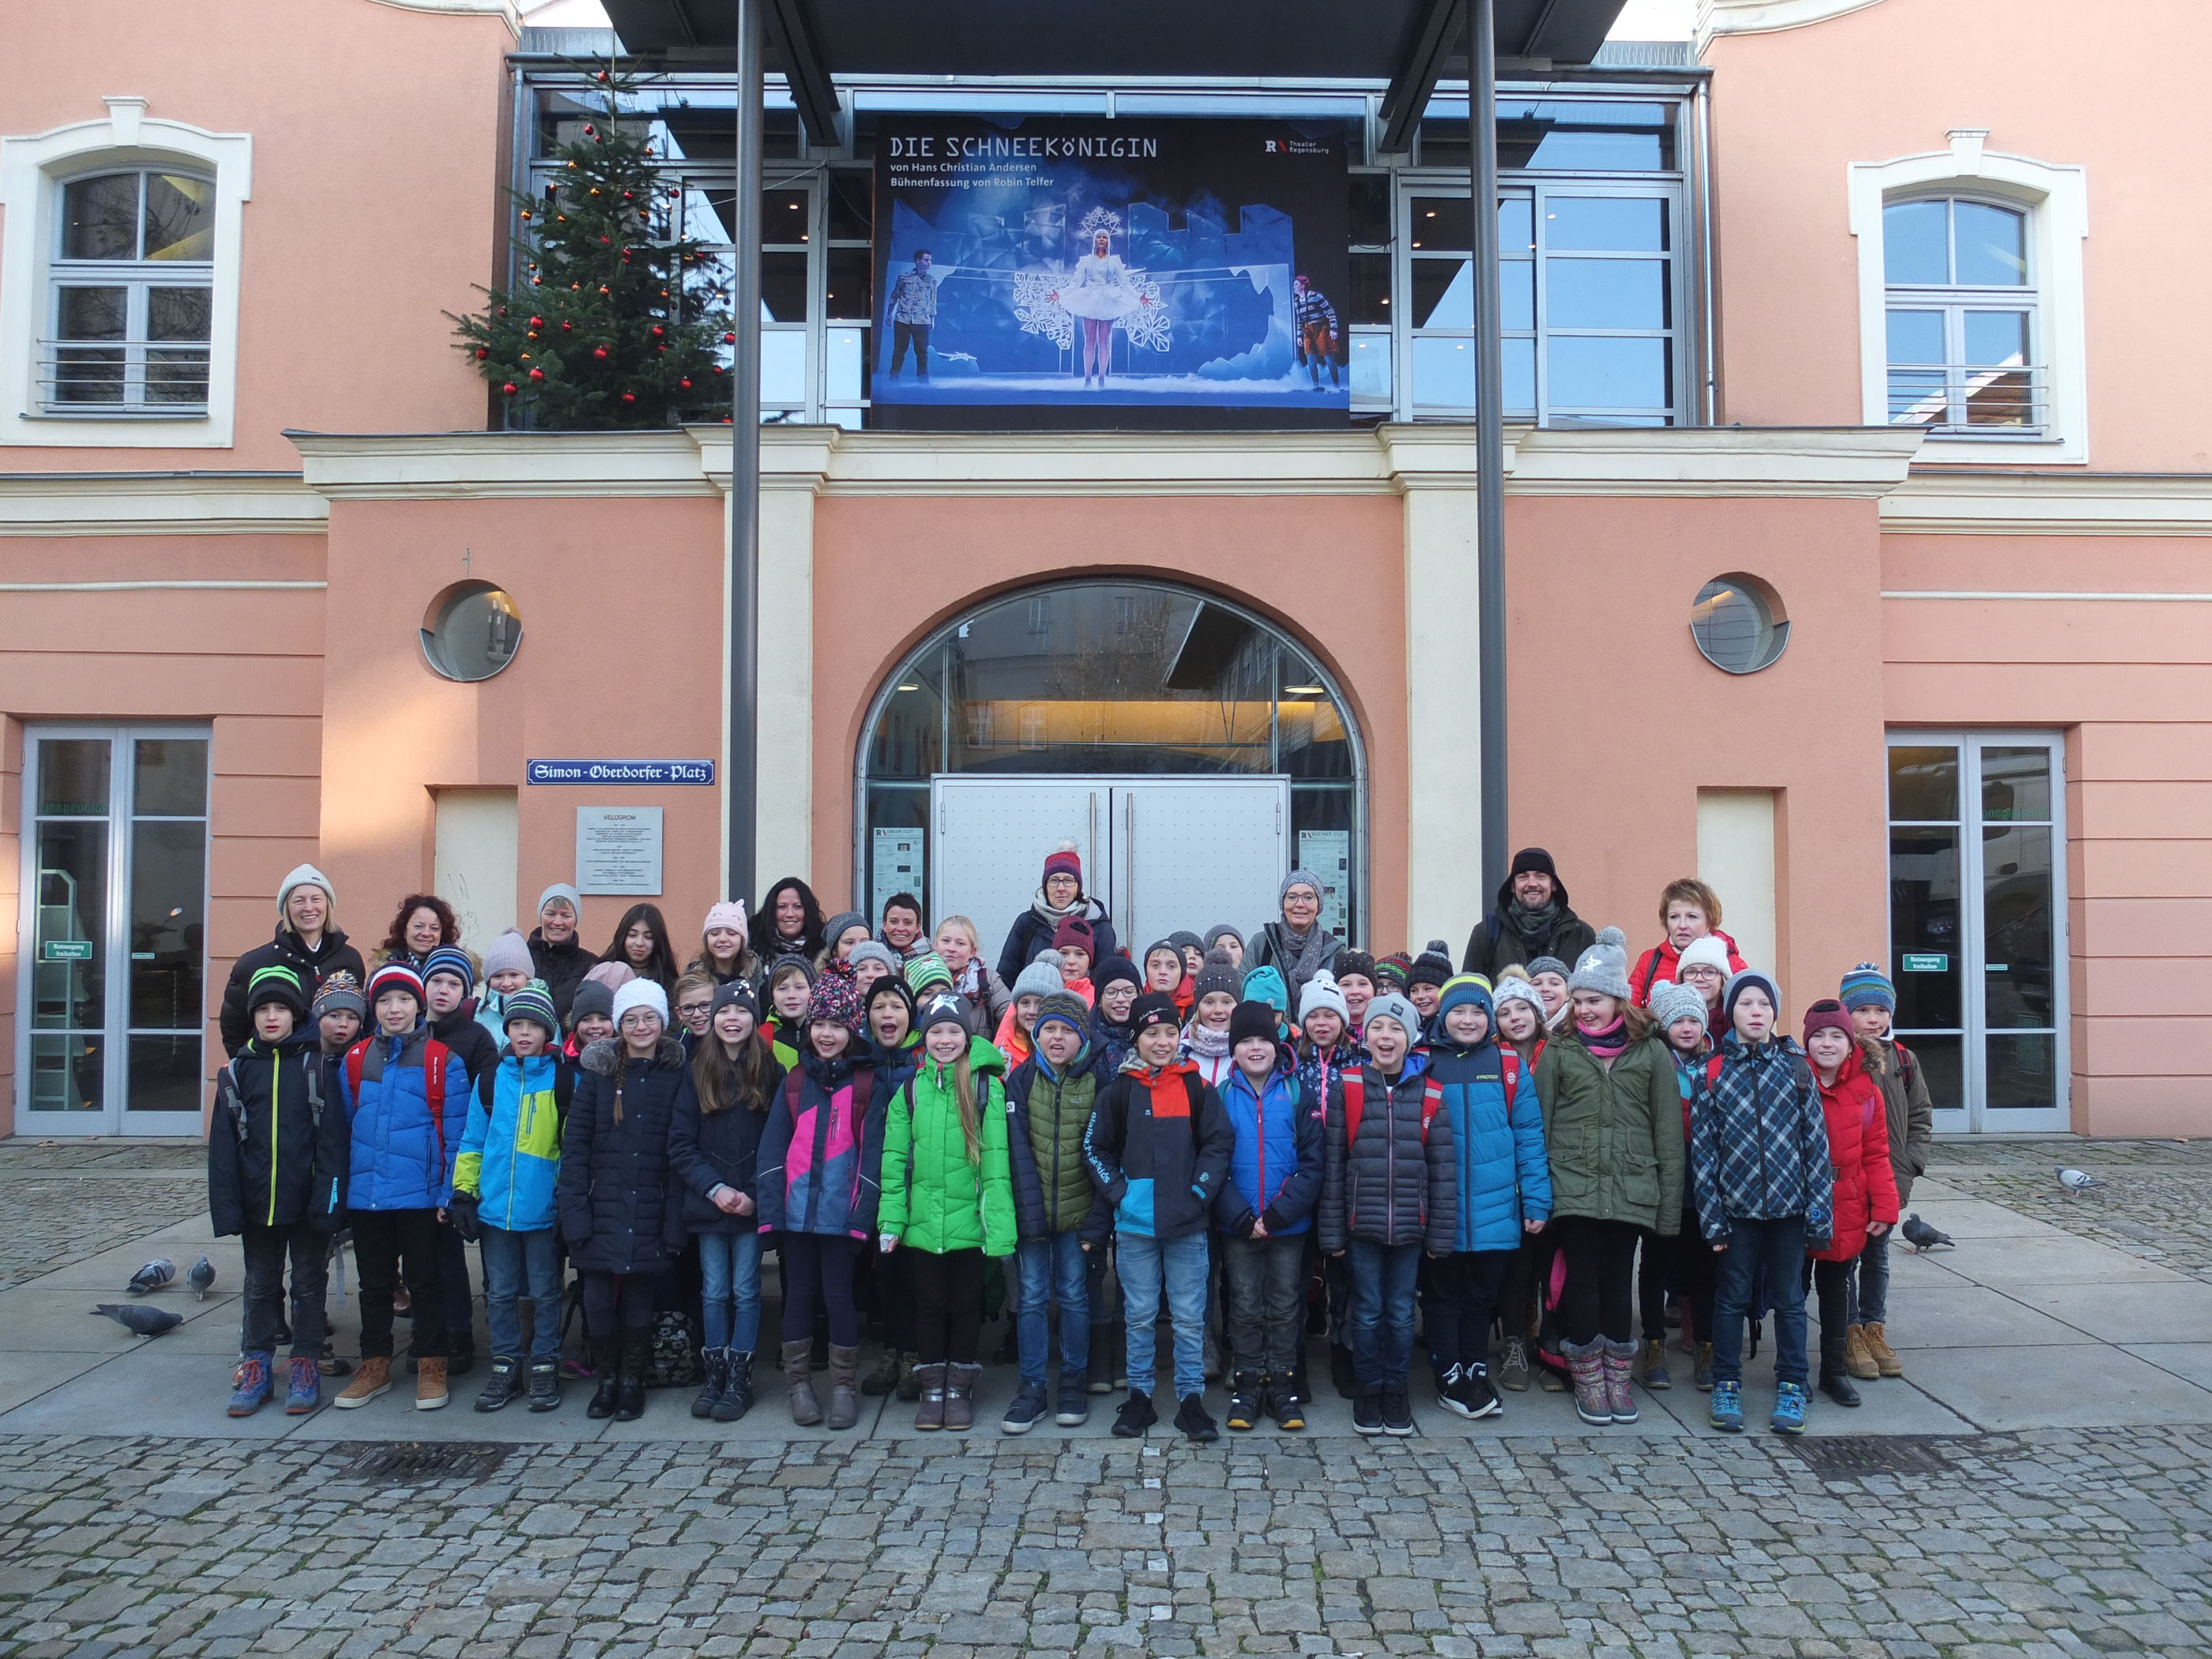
[[856, 578, 1367, 959]]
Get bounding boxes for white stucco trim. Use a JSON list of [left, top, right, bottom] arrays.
[[0, 470, 324, 534], [1881, 469, 2212, 536], [362, 0, 521, 36], [0, 100, 252, 449], [1695, 0, 1885, 49], [1848, 139, 2090, 465]]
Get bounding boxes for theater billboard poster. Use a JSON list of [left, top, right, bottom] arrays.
[[870, 116, 1352, 429]]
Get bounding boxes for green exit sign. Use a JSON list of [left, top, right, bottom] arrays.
[[1901, 953, 1949, 972], [42, 940, 93, 961]]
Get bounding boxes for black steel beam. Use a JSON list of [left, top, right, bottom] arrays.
[[1471, 0, 1509, 900], [1379, 0, 1465, 155], [727, 0, 762, 909], [764, 0, 839, 151]]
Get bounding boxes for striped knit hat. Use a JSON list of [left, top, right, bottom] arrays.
[[246, 964, 308, 1018], [1373, 951, 1413, 991], [367, 961, 425, 1009], [502, 979, 559, 1040], [421, 945, 475, 991], [905, 952, 955, 998], [1838, 962, 1896, 1014]]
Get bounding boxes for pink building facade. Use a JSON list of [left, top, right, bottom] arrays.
[[2, 0, 2204, 1138]]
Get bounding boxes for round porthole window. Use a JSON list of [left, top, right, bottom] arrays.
[[421, 581, 522, 682], [1691, 574, 1789, 675]]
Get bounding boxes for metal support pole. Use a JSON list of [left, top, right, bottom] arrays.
[[727, 0, 763, 905], [1470, 0, 1510, 898]]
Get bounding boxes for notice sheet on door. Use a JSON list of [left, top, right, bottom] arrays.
[[873, 826, 925, 929], [1298, 830, 1351, 942]]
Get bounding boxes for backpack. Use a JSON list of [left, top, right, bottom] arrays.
[[781, 1063, 878, 1124], [216, 1049, 326, 1145], [346, 1033, 454, 1181], [476, 1055, 576, 1123], [1340, 1067, 1444, 1151]]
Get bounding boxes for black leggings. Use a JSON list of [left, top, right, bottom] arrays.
[[779, 1232, 859, 1346], [1554, 1216, 1643, 1345], [909, 1247, 985, 1366], [581, 1270, 659, 1337], [1638, 1215, 1717, 1346]]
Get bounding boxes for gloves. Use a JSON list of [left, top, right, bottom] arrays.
[[448, 1191, 482, 1244]]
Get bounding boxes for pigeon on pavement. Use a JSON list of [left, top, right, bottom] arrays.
[[2057, 1167, 2099, 1194], [1900, 1213, 1954, 1252], [92, 1303, 183, 1337], [187, 1256, 216, 1300], [126, 1258, 176, 1296]]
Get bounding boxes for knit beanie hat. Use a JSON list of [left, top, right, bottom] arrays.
[[807, 970, 861, 1030], [1334, 949, 1375, 984], [768, 956, 816, 992], [1281, 868, 1324, 905], [710, 978, 758, 1021], [1051, 915, 1096, 956], [1435, 972, 1493, 1025], [1192, 947, 1243, 1003], [704, 899, 747, 935], [848, 940, 901, 978], [1130, 991, 1179, 1033], [1204, 924, 1243, 954], [1527, 955, 1571, 981], [1839, 962, 1896, 1014], [920, 992, 971, 1037], [481, 928, 534, 981], [276, 863, 337, 920], [502, 979, 560, 1040], [1722, 968, 1781, 1025], [822, 911, 868, 950], [584, 959, 635, 993], [1678, 935, 1732, 978], [1012, 950, 1066, 1003], [570, 980, 615, 1025], [1364, 991, 1420, 1043], [1228, 1000, 1278, 1048], [1510, 846, 1559, 881], [1043, 841, 1083, 885], [1410, 939, 1454, 991], [1241, 964, 1288, 1014], [1036, 989, 1091, 1038], [367, 961, 425, 1010], [246, 964, 309, 1019], [1648, 980, 1708, 1034], [1093, 954, 1142, 995], [1802, 998, 1854, 1045], [905, 953, 955, 998], [422, 944, 475, 993], [312, 970, 367, 1023], [1374, 952, 1413, 990], [1168, 930, 1205, 957], [611, 979, 668, 1029], [1299, 969, 1349, 1026], [867, 973, 917, 1025], [1492, 976, 1544, 1019], [1566, 927, 1632, 1002], [537, 882, 583, 920]]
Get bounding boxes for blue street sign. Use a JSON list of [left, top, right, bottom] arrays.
[[526, 759, 716, 785]]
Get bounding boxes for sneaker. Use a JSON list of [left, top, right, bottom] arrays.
[[1176, 1394, 1219, 1443], [1382, 1386, 1414, 1436], [1455, 1367, 1502, 1420], [1537, 1358, 1571, 1393], [1272, 1384, 1307, 1431], [527, 1357, 562, 1413], [1497, 1337, 1531, 1394], [1225, 1372, 1262, 1431], [1694, 1342, 1716, 1392], [1352, 1386, 1383, 1435], [1770, 1380, 1809, 1435], [284, 1355, 322, 1416], [334, 1354, 393, 1409], [1638, 1337, 1672, 1391], [1435, 1363, 1473, 1419], [1055, 1371, 1090, 1428], [415, 1355, 450, 1411], [1708, 1379, 1744, 1433], [1002, 1379, 1050, 1435], [1819, 1371, 1862, 1408], [475, 1356, 524, 1413], [227, 1352, 273, 1417], [1111, 1391, 1157, 1438]]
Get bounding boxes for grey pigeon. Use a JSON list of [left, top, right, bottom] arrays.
[[1900, 1213, 1953, 1252], [126, 1258, 176, 1296], [187, 1256, 216, 1300], [92, 1303, 183, 1337], [2057, 1166, 2099, 1194]]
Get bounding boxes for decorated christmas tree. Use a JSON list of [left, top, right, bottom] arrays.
[[451, 65, 732, 428]]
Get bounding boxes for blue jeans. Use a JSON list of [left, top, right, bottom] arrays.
[[1711, 1215, 1810, 1387], [1345, 1240, 1422, 1386], [480, 1224, 562, 1361], [1119, 1230, 1209, 1400], [1855, 1225, 1891, 1325], [698, 1230, 764, 1353], [1017, 1232, 1089, 1386]]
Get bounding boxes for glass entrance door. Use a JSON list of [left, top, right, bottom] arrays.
[[17, 727, 209, 1137], [1886, 732, 2067, 1130]]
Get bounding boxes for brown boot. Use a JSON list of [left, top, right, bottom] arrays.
[[334, 1354, 392, 1409], [826, 1345, 861, 1430], [1860, 1322, 1903, 1377], [1842, 1325, 1881, 1381], [782, 1340, 822, 1426], [912, 1363, 947, 1431], [943, 1363, 980, 1432], [415, 1355, 450, 1411]]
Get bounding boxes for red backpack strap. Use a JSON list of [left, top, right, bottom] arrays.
[[1419, 1079, 1444, 1142], [1703, 1053, 1724, 1091], [344, 1037, 369, 1101], [850, 1067, 876, 1121], [421, 1038, 450, 1178], [1342, 1070, 1365, 1151], [1499, 1047, 1520, 1109]]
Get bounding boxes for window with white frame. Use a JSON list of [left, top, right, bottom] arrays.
[[1882, 194, 2038, 433], [44, 167, 215, 413]]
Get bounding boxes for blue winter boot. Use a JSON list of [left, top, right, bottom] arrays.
[[284, 1354, 322, 1415], [1708, 1379, 1744, 1433], [228, 1352, 274, 1417], [1770, 1380, 1808, 1435]]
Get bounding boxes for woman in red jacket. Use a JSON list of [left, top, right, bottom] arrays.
[[1800, 999, 1900, 1408]]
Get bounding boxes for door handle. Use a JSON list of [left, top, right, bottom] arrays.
[[1088, 792, 1099, 912], [1123, 792, 1135, 945]]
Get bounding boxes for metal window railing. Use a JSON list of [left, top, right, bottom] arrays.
[[36, 338, 210, 416], [1886, 360, 2045, 434]]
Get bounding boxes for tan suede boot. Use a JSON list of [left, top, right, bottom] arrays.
[[415, 1355, 449, 1411], [1842, 1325, 1880, 1381], [334, 1354, 392, 1409], [1860, 1322, 1903, 1377]]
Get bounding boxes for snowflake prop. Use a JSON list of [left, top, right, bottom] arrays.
[[1117, 274, 1171, 352], [1077, 205, 1124, 239], [1011, 269, 1074, 348]]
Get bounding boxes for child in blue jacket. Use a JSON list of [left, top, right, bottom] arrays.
[[1214, 1000, 1322, 1433], [1423, 975, 1552, 1421], [450, 980, 572, 1414]]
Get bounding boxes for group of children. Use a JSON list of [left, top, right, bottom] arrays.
[[209, 859, 1932, 1441]]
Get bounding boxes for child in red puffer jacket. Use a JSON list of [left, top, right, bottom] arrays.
[[1799, 999, 1899, 1409]]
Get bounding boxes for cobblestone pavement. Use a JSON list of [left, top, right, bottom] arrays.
[[2, 1424, 2210, 1658], [1928, 1138, 2212, 1284], [0, 1142, 205, 1292]]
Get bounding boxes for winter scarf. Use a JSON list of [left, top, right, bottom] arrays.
[[1503, 898, 1565, 952], [1579, 1017, 1631, 1060], [1183, 1021, 1232, 1063], [1028, 886, 1084, 927]]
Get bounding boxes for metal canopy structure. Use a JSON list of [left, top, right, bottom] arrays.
[[630, 0, 1635, 913]]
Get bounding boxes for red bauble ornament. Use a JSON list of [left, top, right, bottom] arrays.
[[528, 367, 545, 382], [582, 122, 596, 137], [561, 321, 574, 332], [474, 346, 489, 359], [649, 325, 664, 337], [722, 331, 736, 344], [623, 190, 634, 201], [598, 284, 611, 295], [620, 392, 637, 404], [679, 378, 692, 390], [592, 345, 609, 359], [529, 315, 544, 328], [501, 382, 518, 395]]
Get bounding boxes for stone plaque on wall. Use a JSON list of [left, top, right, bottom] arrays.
[[577, 806, 664, 895]]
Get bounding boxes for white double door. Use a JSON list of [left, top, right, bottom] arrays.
[[931, 775, 1289, 969]]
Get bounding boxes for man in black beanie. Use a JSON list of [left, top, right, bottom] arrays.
[[1462, 848, 1598, 983]]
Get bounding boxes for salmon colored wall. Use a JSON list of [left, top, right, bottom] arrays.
[[0, 532, 326, 1127], [3, 0, 509, 471], [1506, 494, 1891, 1011], [1706, 0, 2212, 470], [316, 495, 727, 972], [1883, 530, 2212, 1134], [807, 494, 1410, 949]]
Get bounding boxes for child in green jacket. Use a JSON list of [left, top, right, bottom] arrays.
[[878, 994, 1017, 1431]]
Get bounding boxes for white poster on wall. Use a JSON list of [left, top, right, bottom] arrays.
[[872, 826, 925, 928], [1298, 829, 1351, 942], [577, 806, 664, 895]]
